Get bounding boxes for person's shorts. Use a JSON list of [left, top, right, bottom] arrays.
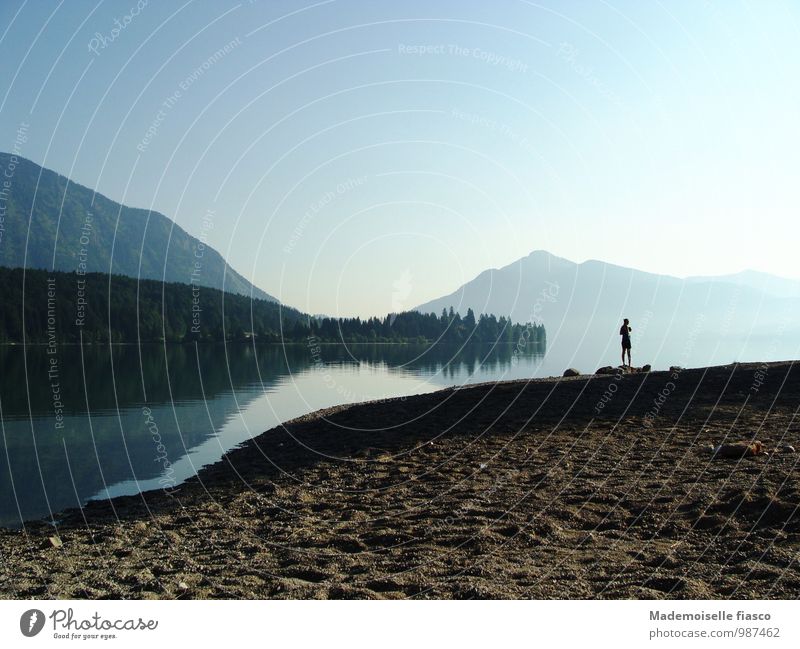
[[621, 340, 631, 350]]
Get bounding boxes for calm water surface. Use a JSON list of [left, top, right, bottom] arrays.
[[0, 342, 547, 526]]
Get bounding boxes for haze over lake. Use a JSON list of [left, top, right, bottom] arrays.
[[3, 325, 794, 529]]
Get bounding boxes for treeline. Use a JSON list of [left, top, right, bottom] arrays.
[[0, 266, 545, 346], [0, 266, 305, 344], [305, 308, 545, 345]]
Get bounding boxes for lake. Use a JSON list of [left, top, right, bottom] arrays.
[[0, 342, 549, 527], [2, 329, 795, 527]]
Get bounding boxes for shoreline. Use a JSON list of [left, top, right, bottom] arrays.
[[0, 340, 545, 347], [1, 360, 798, 599]]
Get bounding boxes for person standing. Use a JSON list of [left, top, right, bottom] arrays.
[[620, 318, 632, 368]]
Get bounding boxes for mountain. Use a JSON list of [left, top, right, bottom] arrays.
[[0, 152, 275, 301], [0, 266, 301, 344], [687, 269, 800, 299], [415, 250, 800, 369]]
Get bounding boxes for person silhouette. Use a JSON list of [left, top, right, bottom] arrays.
[[620, 318, 632, 369]]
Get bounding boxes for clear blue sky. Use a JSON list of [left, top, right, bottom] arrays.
[[1, 0, 798, 316]]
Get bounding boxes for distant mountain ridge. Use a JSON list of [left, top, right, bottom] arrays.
[[0, 152, 275, 301], [686, 269, 800, 299], [415, 250, 800, 369]]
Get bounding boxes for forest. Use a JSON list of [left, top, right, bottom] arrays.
[[0, 266, 546, 346]]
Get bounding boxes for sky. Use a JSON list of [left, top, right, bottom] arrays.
[[1, 0, 798, 317]]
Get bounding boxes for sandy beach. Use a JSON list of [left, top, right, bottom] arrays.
[[1, 361, 798, 599]]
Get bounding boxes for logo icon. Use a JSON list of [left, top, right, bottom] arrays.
[[20, 609, 45, 637]]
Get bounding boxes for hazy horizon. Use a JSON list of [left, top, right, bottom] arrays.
[[3, 145, 800, 320], [2, 0, 799, 317]]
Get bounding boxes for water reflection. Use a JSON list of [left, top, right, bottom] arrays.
[[0, 342, 543, 526]]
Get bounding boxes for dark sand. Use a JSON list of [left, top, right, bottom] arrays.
[[1, 361, 799, 599]]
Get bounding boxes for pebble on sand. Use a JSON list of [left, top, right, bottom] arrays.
[[711, 441, 765, 459]]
